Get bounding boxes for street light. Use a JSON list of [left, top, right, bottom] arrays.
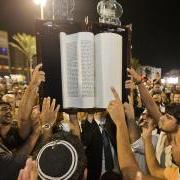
[[33, 0, 47, 19]]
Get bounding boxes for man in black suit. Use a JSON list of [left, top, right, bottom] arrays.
[[81, 111, 121, 180]]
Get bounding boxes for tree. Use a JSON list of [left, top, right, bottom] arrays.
[[10, 33, 36, 82], [130, 57, 141, 72]]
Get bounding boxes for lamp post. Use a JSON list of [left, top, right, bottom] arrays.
[[33, 0, 47, 19]]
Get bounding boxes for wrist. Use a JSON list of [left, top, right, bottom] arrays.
[[116, 121, 123, 129], [41, 123, 53, 131], [135, 79, 142, 85], [31, 130, 40, 138], [29, 82, 38, 89], [143, 134, 152, 141]]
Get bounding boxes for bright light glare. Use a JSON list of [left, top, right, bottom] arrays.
[[167, 77, 178, 84], [33, 0, 47, 6], [161, 79, 165, 84]]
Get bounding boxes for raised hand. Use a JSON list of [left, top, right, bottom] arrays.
[[107, 87, 126, 126], [17, 64, 45, 140], [125, 80, 136, 90], [140, 115, 154, 139], [30, 64, 45, 88], [40, 97, 60, 127], [17, 158, 38, 180], [127, 68, 141, 84], [123, 95, 135, 121]]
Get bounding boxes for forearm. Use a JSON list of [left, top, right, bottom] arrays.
[[18, 85, 38, 139], [41, 128, 52, 143], [116, 120, 139, 170], [15, 133, 39, 157], [126, 118, 141, 144], [144, 136, 165, 178], [138, 83, 162, 123]]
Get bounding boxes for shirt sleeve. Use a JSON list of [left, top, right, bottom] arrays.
[[131, 137, 144, 154], [0, 151, 27, 180]]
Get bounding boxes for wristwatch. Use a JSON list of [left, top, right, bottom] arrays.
[[42, 123, 51, 129]]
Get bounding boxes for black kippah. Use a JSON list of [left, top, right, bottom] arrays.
[[37, 140, 78, 180]]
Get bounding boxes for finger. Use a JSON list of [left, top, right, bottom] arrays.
[[144, 119, 149, 122], [135, 171, 142, 180], [42, 98, 47, 112], [107, 107, 112, 114], [39, 71, 45, 75], [123, 102, 129, 107], [46, 97, 51, 110], [55, 104, 60, 113], [127, 67, 130, 72], [50, 99, 56, 111], [125, 80, 133, 84], [38, 75, 45, 81], [30, 161, 38, 180], [26, 158, 33, 170], [128, 95, 133, 105], [139, 121, 146, 127], [17, 169, 24, 180], [125, 86, 132, 89], [40, 77, 45, 82], [123, 102, 129, 110], [111, 87, 120, 100], [34, 64, 42, 72], [109, 100, 117, 106], [22, 166, 30, 180]]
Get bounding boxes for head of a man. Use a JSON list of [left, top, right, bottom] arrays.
[[173, 93, 180, 104], [94, 111, 107, 121], [139, 110, 157, 131], [0, 102, 12, 139], [36, 131, 87, 180], [77, 112, 88, 122], [153, 83, 161, 94], [159, 104, 180, 133], [152, 93, 162, 105], [0, 101, 20, 149]]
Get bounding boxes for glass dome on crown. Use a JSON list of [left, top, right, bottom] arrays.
[[97, 0, 123, 25]]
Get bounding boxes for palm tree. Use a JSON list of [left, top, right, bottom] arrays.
[[9, 33, 36, 82], [130, 57, 141, 72]]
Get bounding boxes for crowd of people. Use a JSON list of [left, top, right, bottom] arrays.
[[0, 64, 180, 180]]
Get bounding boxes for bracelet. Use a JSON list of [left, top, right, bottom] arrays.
[[42, 123, 51, 129]]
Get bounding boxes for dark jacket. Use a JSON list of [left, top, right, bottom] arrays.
[[0, 143, 27, 180], [81, 116, 117, 180]]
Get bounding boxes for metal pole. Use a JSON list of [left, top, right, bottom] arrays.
[[52, 0, 55, 20], [40, 3, 44, 19]]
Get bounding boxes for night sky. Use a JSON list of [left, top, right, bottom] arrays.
[[0, 0, 180, 73]]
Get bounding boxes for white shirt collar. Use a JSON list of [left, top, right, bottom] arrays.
[[94, 118, 106, 126]]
